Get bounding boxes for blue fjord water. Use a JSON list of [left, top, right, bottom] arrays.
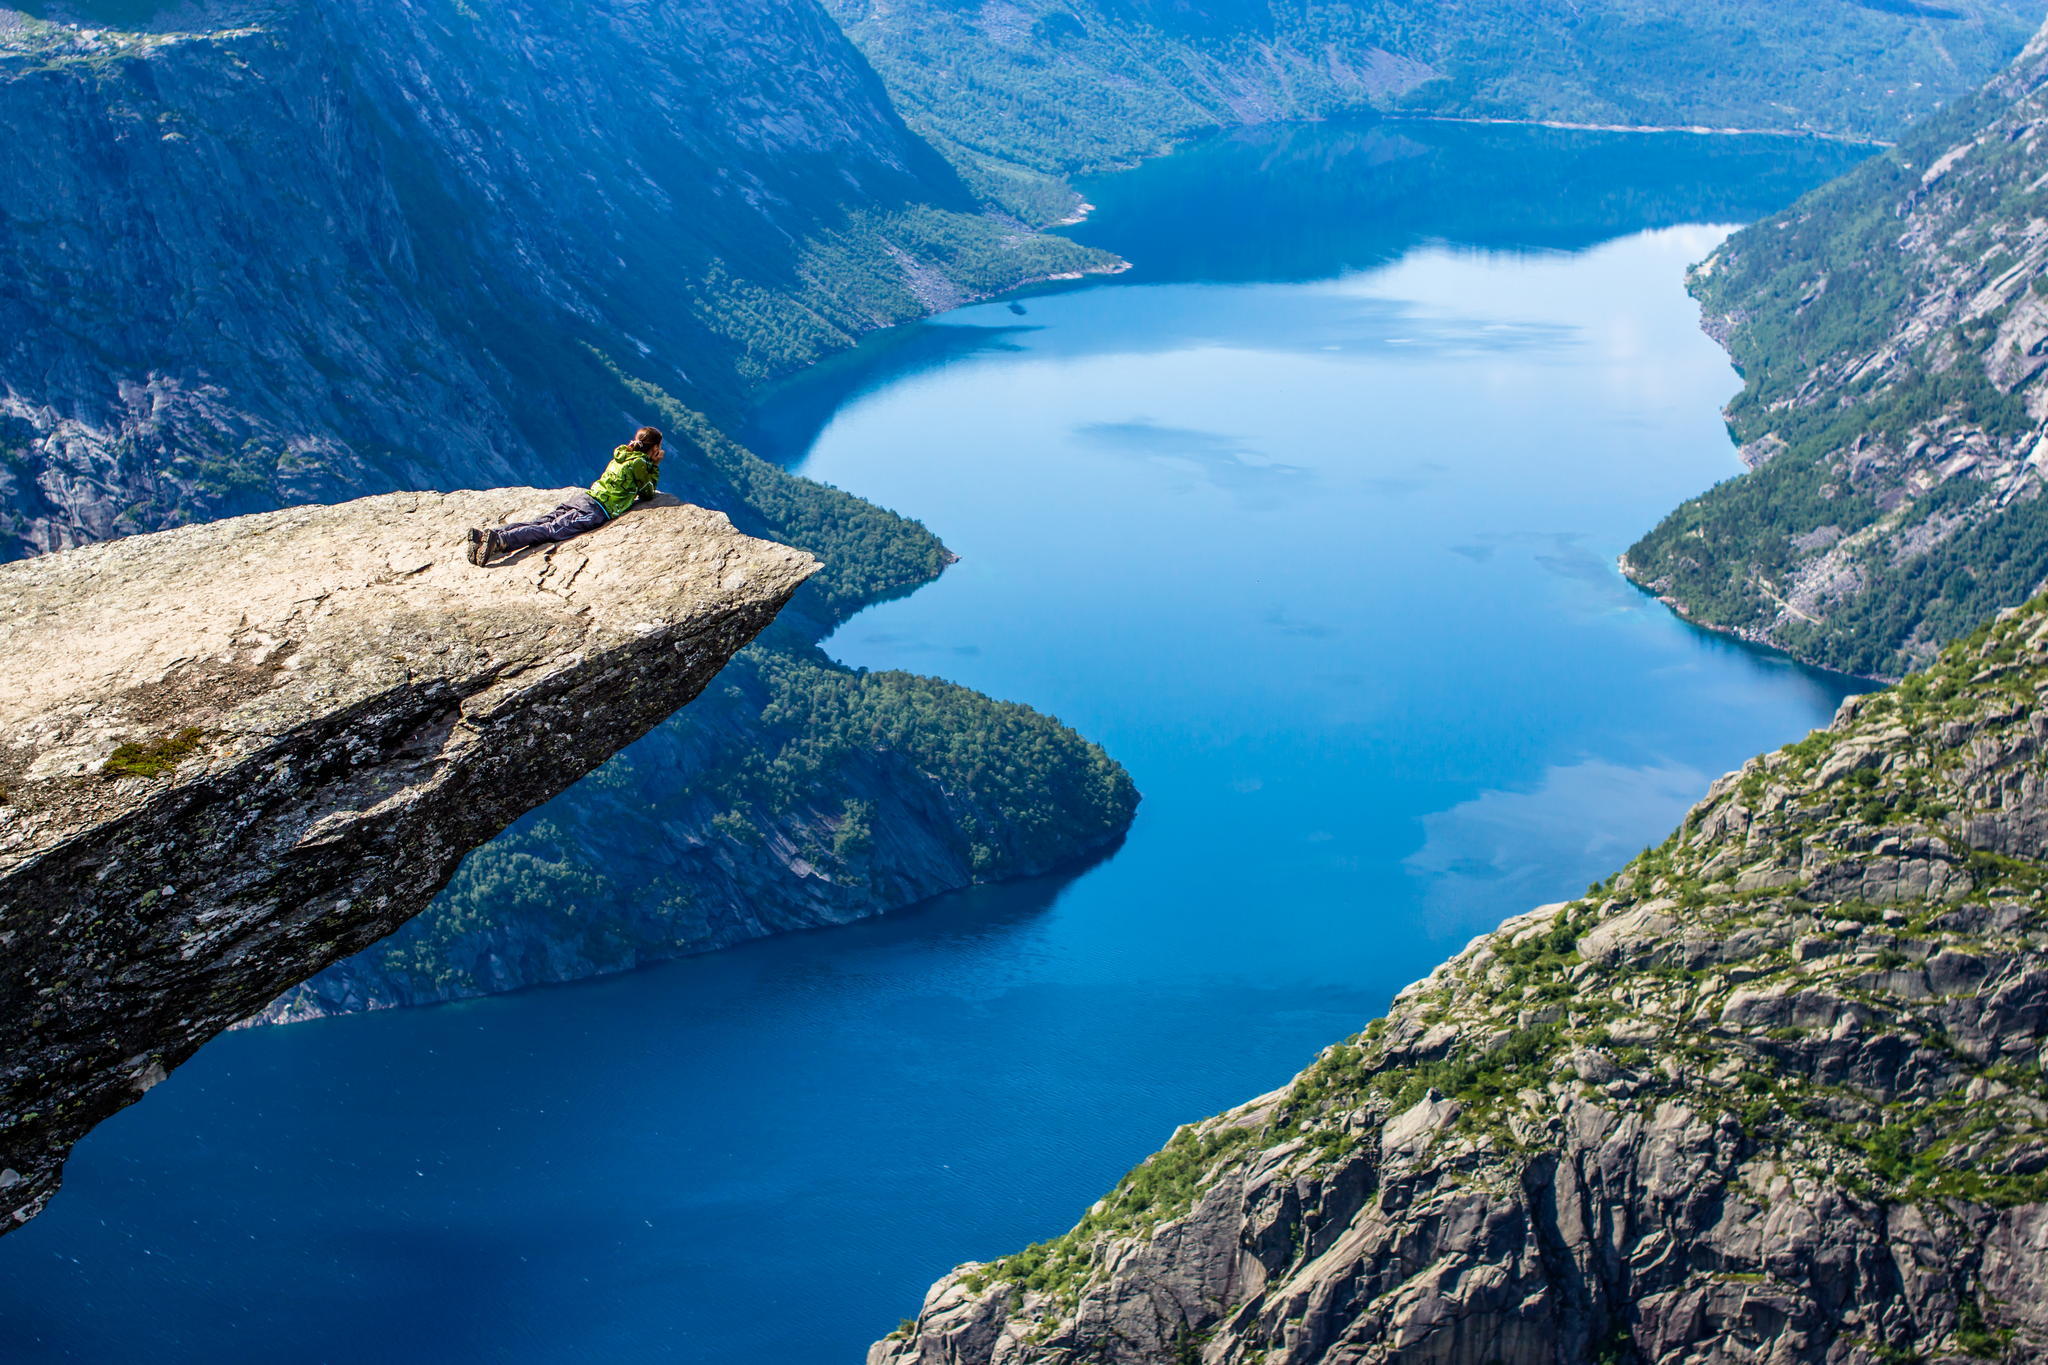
[[0, 122, 1871, 1362]]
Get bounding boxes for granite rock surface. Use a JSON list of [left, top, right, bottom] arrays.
[[0, 488, 814, 1231]]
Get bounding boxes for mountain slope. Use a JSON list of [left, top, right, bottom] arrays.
[[874, 589, 2048, 1365], [0, 0, 1111, 555], [823, 0, 2048, 220], [0, 0, 1136, 1020], [1624, 19, 2048, 680]]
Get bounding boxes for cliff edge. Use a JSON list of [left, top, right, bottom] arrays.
[[875, 598, 2048, 1363], [0, 489, 816, 1232]]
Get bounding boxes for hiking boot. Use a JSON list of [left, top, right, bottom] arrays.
[[466, 527, 488, 566]]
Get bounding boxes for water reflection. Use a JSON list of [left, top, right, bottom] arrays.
[[743, 119, 1870, 463], [1076, 119, 1874, 284], [1406, 756, 1712, 936], [1073, 419, 1315, 504]]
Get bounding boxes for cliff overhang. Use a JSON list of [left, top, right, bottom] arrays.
[[0, 488, 816, 1231]]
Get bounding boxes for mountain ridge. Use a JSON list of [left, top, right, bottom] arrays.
[[822, 0, 2048, 220]]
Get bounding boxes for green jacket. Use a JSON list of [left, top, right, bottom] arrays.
[[588, 444, 660, 518]]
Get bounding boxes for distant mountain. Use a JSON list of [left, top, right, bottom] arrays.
[[1625, 17, 2048, 679], [822, 0, 2048, 219]]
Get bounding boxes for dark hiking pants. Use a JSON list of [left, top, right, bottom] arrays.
[[495, 492, 609, 551]]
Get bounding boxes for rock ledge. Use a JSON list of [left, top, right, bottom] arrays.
[[0, 488, 816, 1230]]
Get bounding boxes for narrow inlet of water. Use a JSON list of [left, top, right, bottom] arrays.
[[0, 120, 1870, 1364]]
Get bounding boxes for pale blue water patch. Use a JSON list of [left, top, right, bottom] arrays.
[[0, 121, 1868, 1362], [785, 223, 1859, 963]]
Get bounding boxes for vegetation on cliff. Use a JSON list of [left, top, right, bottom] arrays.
[[1625, 24, 2048, 679], [878, 597, 2048, 1363]]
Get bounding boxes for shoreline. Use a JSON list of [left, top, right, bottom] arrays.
[[1382, 111, 1893, 147], [1617, 554, 1893, 686]]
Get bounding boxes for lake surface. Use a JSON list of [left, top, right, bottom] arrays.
[[0, 122, 1871, 1362]]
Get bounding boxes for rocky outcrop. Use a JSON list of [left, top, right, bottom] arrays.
[[0, 0, 1137, 1030], [1624, 17, 2048, 680], [874, 600, 2048, 1364], [0, 488, 815, 1232]]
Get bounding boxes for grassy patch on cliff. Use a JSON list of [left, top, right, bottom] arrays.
[[101, 727, 204, 779], [945, 597, 2048, 1337]]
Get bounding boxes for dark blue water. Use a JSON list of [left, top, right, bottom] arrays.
[[0, 122, 1871, 1362]]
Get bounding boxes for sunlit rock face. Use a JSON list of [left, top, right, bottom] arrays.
[[1626, 17, 2048, 680], [0, 488, 815, 1232]]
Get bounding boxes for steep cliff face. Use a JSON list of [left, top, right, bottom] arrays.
[[1625, 18, 2048, 681], [0, 0, 1137, 1023], [824, 0, 2047, 220], [0, 0, 1112, 555], [0, 489, 815, 1231], [875, 599, 2048, 1364]]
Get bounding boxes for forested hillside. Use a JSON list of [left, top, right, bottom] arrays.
[[824, 0, 2047, 220], [1625, 19, 2048, 679], [0, 0, 1112, 556]]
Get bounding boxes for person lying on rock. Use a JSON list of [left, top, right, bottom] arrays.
[[467, 426, 664, 565]]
